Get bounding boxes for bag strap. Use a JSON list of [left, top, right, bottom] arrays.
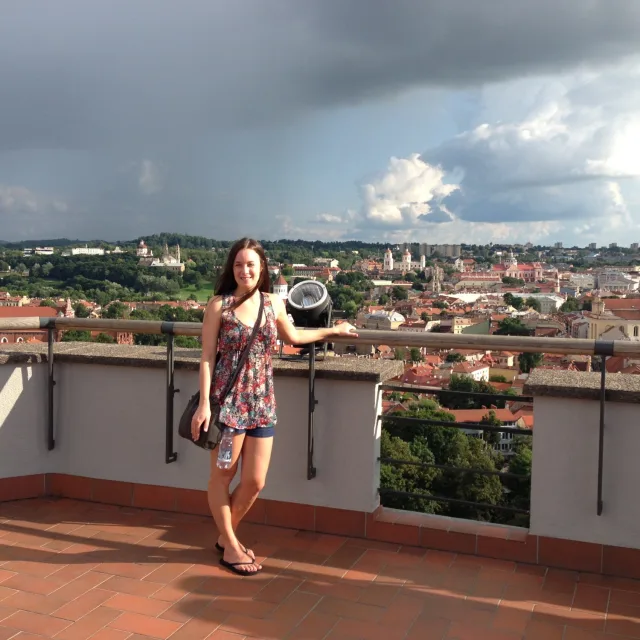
[[217, 292, 265, 403]]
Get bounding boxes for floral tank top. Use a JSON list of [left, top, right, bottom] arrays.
[[211, 292, 278, 430]]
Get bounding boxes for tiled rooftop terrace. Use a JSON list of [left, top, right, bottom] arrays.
[[2, 498, 640, 640]]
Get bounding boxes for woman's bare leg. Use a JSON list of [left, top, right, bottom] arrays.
[[207, 432, 261, 573], [229, 435, 273, 528]]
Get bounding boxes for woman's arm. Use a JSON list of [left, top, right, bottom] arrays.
[[199, 295, 223, 404], [191, 296, 223, 437], [270, 294, 358, 345]]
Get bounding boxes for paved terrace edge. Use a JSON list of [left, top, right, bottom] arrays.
[[3, 473, 640, 581], [524, 369, 640, 404], [0, 343, 404, 383]]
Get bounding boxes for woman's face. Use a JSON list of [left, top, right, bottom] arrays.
[[233, 248, 262, 291]]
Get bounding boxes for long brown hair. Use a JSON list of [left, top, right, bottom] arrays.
[[215, 238, 270, 309]]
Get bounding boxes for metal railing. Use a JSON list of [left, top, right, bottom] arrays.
[[2, 316, 640, 518], [379, 384, 534, 521]]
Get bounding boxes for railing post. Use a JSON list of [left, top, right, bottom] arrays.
[[162, 322, 178, 464], [47, 324, 56, 451], [307, 346, 317, 480], [594, 341, 613, 516]]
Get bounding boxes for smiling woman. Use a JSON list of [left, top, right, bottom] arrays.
[[189, 237, 357, 577]]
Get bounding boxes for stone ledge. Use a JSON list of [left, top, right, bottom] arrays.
[[0, 343, 403, 383], [524, 369, 640, 403]]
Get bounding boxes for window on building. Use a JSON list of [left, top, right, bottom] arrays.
[[0, 337, 7, 343], [635, 326, 639, 337], [16, 337, 24, 343]]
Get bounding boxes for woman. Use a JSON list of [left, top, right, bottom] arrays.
[[191, 238, 358, 576]]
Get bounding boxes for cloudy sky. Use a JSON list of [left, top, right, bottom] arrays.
[[2, 1, 640, 246]]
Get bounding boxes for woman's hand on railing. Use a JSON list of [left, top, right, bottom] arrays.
[[191, 403, 211, 440], [334, 321, 359, 338]]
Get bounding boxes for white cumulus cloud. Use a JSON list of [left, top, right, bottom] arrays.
[[359, 154, 458, 227], [308, 65, 640, 245]]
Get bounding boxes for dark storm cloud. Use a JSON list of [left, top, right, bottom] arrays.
[[1, 0, 639, 150]]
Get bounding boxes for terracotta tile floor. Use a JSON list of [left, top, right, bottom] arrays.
[[1, 499, 640, 640]]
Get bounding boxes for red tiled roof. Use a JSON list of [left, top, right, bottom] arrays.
[[0, 307, 58, 318], [449, 408, 519, 423]]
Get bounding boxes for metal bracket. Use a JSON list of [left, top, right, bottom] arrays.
[[597, 354, 607, 515], [47, 325, 56, 451], [594, 341, 615, 357], [163, 324, 178, 464]]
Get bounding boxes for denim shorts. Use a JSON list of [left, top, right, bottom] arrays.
[[221, 425, 275, 438]]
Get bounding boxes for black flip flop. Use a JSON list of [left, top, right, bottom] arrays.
[[215, 542, 255, 560], [219, 557, 262, 576]]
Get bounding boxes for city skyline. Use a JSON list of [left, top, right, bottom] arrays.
[[2, 2, 640, 246]]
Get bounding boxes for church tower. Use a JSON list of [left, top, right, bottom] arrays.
[[383, 248, 394, 272], [273, 274, 289, 300], [402, 248, 411, 272], [592, 296, 605, 316], [64, 298, 75, 318]]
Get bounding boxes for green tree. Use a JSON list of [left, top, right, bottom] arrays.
[[94, 333, 116, 343], [334, 271, 372, 291], [495, 318, 531, 336], [384, 400, 503, 521], [73, 303, 90, 318], [39, 299, 57, 308], [380, 431, 439, 514], [479, 410, 502, 448], [560, 297, 581, 313], [175, 336, 201, 348], [61, 330, 92, 342], [391, 286, 408, 301], [102, 302, 128, 319], [409, 348, 423, 362], [446, 352, 466, 363], [440, 374, 516, 410], [503, 437, 532, 526], [525, 297, 542, 312], [518, 352, 543, 373]]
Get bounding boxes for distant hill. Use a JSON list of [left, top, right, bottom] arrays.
[[0, 233, 410, 252], [0, 238, 82, 249]]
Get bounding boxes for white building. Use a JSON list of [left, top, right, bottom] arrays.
[[581, 297, 640, 341], [360, 310, 405, 330], [313, 257, 339, 268], [569, 273, 595, 289], [522, 293, 565, 314], [23, 247, 54, 256], [597, 270, 639, 292], [71, 246, 105, 256]]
